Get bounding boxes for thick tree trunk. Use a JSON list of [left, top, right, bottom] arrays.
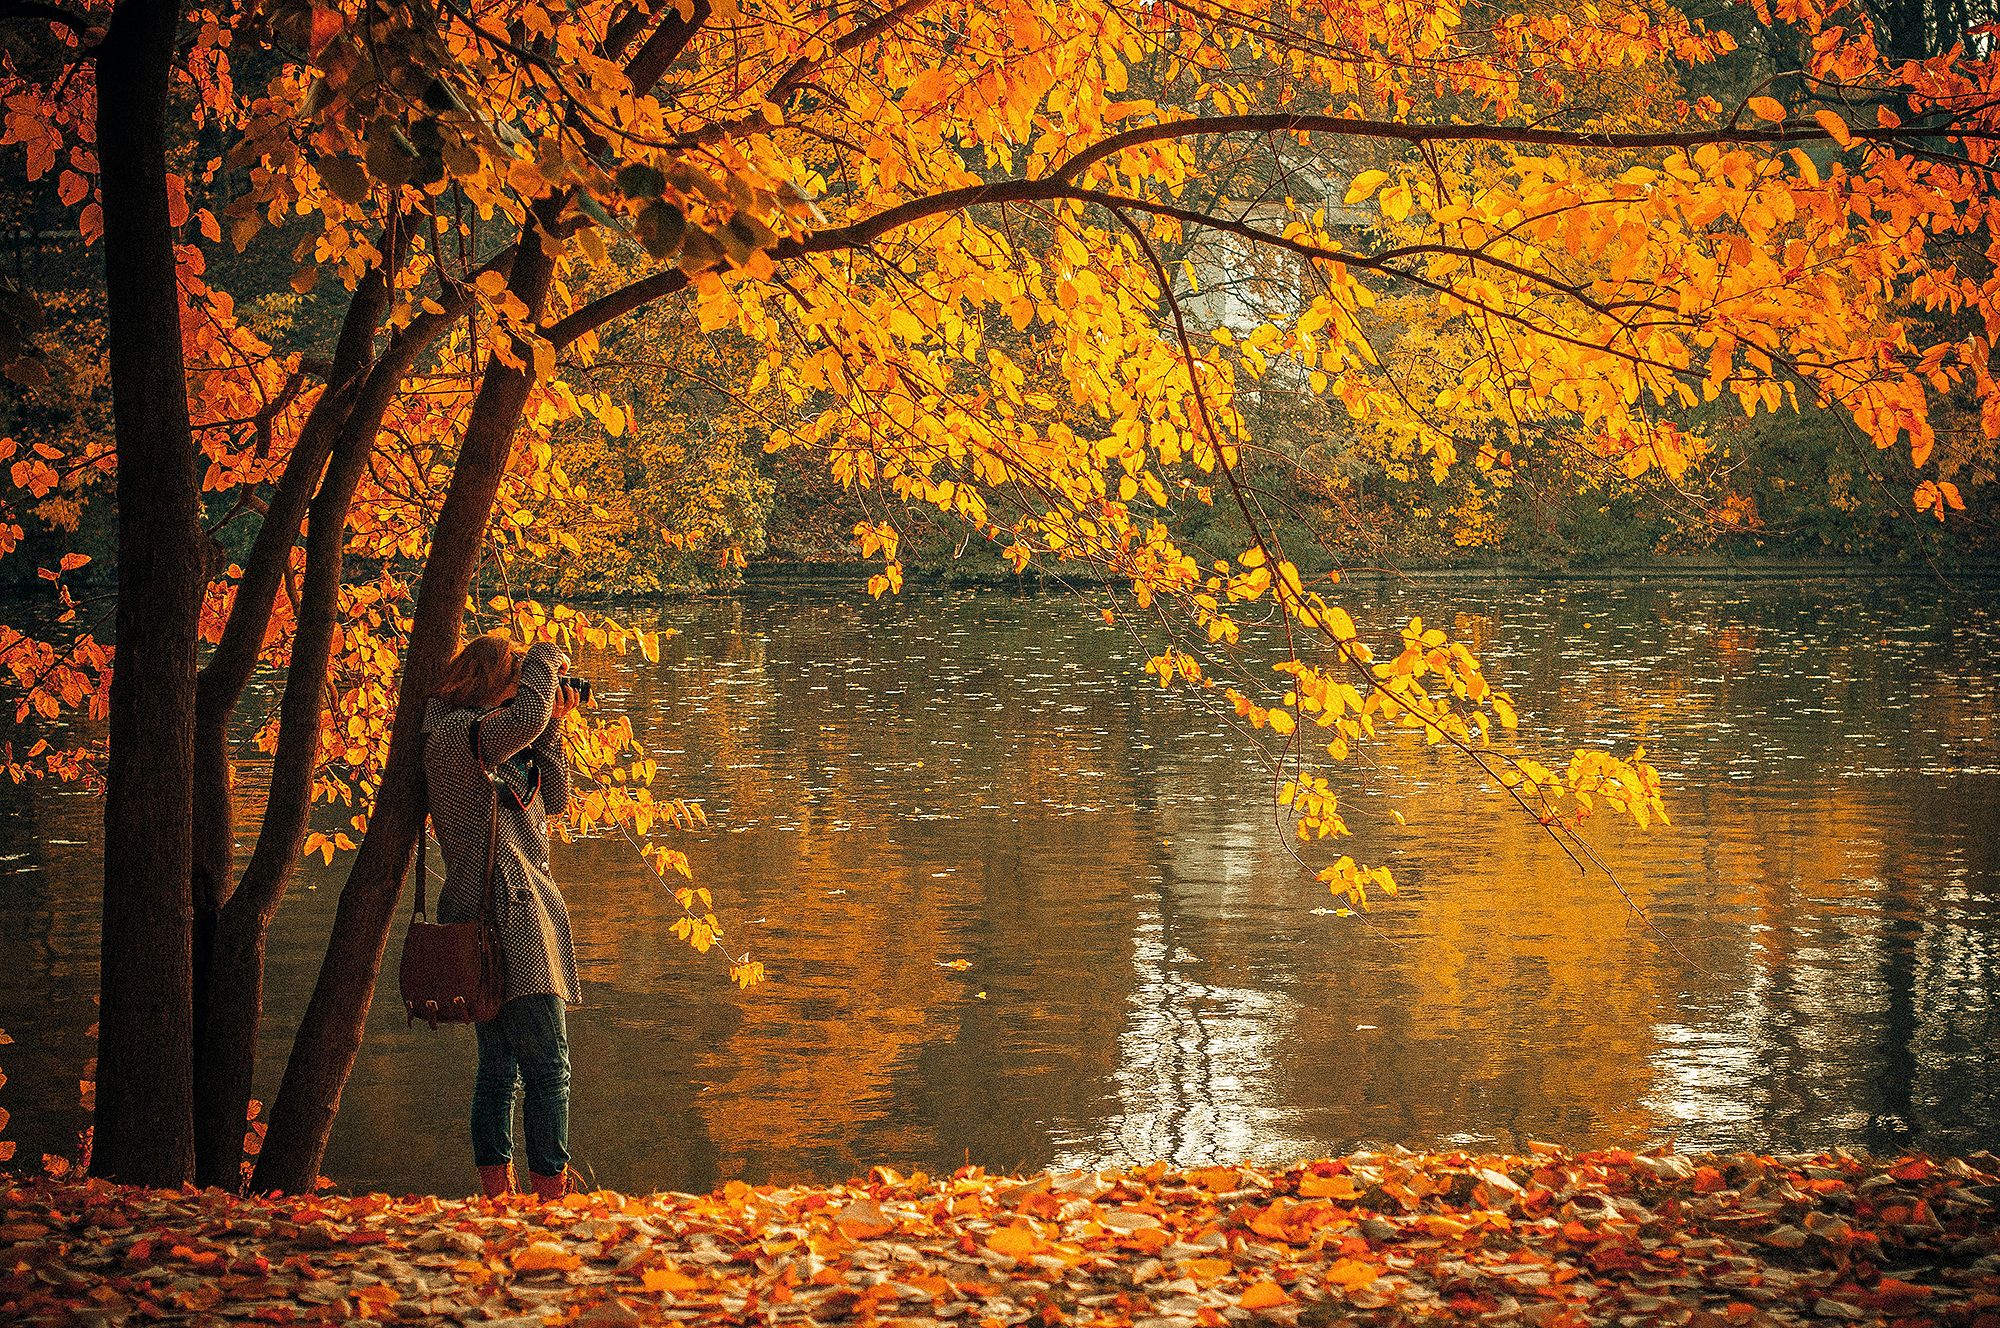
[[253, 236, 558, 1194], [90, 0, 200, 1187]]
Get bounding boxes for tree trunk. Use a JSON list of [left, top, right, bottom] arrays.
[[190, 387, 339, 1181], [192, 365, 399, 1188], [253, 235, 558, 1194], [185, 270, 481, 1186], [90, 0, 200, 1187]]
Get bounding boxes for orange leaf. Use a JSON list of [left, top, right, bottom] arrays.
[[1247, 1202, 1293, 1240], [351, 1285, 399, 1310], [834, 1200, 894, 1239], [1814, 109, 1852, 147], [511, 1241, 580, 1272], [1298, 1173, 1360, 1200], [641, 1264, 699, 1293], [1240, 1281, 1291, 1310], [1188, 1166, 1242, 1193], [307, 5, 344, 53], [987, 1225, 1048, 1259]]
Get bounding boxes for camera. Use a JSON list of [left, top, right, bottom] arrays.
[[563, 677, 593, 705]]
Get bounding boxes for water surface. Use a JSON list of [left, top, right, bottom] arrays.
[[1, 575, 1995, 1190]]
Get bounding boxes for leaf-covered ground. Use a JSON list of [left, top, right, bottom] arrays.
[[5, 1147, 1997, 1327]]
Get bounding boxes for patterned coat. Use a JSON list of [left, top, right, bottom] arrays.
[[422, 641, 579, 1005]]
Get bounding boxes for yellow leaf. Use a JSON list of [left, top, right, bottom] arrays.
[[1240, 1281, 1292, 1310], [1814, 109, 1852, 147], [1344, 169, 1388, 204], [1747, 96, 1786, 123]]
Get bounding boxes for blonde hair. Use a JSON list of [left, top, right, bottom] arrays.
[[434, 633, 525, 709]]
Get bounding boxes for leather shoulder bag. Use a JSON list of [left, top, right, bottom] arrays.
[[399, 713, 508, 1027]]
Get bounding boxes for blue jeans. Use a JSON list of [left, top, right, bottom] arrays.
[[472, 995, 571, 1178]]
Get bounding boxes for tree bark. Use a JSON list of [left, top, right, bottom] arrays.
[[253, 234, 558, 1194], [90, 0, 200, 1187]]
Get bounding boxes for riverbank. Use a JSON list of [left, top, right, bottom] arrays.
[[702, 555, 2000, 597], [5, 1147, 1994, 1327]]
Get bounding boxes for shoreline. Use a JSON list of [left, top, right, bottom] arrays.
[[719, 556, 2000, 596]]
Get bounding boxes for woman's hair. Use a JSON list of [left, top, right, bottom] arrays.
[[434, 633, 525, 709]]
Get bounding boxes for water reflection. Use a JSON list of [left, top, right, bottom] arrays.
[[0, 576, 1994, 1193]]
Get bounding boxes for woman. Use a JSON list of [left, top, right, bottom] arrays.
[[424, 633, 582, 1200]]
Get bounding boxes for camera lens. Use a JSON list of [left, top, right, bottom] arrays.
[[572, 678, 593, 705]]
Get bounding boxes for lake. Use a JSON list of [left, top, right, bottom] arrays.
[[1, 574, 1996, 1192]]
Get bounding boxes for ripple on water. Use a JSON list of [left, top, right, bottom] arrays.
[[0, 577, 1995, 1193]]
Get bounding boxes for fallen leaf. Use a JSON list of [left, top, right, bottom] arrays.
[[987, 1225, 1048, 1259], [641, 1264, 700, 1293], [1299, 1173, 1360, 1200], [834, 1199, 894, 1239], [511, 1240, 581, 1272]]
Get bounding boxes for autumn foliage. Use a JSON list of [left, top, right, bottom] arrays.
[[0, 0, 1996, 1188], [4, 1147, 2000, 1325]]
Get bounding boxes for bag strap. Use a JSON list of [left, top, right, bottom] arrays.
[[414, 763, 433, 920], [411, 710, 505, 924], [478, 723, 503, 926]]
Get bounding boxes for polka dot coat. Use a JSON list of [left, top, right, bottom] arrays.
[[421, 641, 579, 1006]]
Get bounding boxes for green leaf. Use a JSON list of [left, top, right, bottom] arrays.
[[617, 163, 666, 200], [364, 125, 419, 189], [676, 227, 723, 274], [635, 202, 687, 260], [317, 154, 371, 205], [727, 214, 777, 250], [574, 191, 622, 230]]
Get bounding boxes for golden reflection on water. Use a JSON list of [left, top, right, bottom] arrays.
[[0, 578, 1993, 1194]]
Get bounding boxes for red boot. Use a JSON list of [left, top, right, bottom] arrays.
[[529, 1168, 571, 1202], [478, 1163, 515, 1198]]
